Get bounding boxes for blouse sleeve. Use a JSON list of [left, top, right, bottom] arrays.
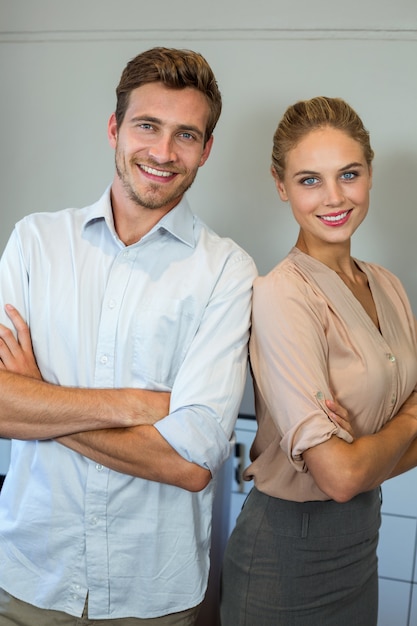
[[250, 266, 353, 473]]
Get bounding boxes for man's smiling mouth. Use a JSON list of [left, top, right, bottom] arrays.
[[140, 164, 175, 178]]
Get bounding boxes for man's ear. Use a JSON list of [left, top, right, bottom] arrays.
[[107, 112, 118, 149], [271, 166, 288, 202]]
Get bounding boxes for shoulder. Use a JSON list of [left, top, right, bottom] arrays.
[[254, 253, 315, 302], [358, 259, 409, 297], [13, 192, 107, 241], [358, 259, 398, 280], [252, 252, 333, 336], [194, 216, 258, 277], [15, 204, 92, 233]]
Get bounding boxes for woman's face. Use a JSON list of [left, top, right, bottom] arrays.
[[274, 126, 372, 252]]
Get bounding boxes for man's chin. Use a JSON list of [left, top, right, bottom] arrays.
[[128, 189, 183, 212]]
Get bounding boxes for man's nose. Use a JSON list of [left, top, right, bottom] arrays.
[[148, 134, 176, 163]]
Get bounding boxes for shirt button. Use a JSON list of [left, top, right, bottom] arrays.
[[91, 517, 98, 525], [96, 464, 103, 472], [387, 354, 396, 362], [100, 355, 108, 364], [108, 299, 116, 309]]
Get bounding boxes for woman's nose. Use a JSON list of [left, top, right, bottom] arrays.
[[323, 181, 344, 207]]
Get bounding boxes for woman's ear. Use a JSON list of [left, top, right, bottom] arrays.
[[271, 166, 288, 202]]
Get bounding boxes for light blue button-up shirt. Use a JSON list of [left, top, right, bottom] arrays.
[[0, 188, 257, 619]]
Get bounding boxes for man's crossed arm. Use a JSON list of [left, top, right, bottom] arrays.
[[0, 305, 210, 491]]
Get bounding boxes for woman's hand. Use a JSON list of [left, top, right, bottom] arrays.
[[326, 398, 356, 440], [0, 304, 42, 380], [397, 390, 417, 420]]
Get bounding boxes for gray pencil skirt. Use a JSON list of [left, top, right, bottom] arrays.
[[220, 486, 381, 626]]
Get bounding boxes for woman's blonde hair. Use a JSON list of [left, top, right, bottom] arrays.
[[271, 96, 374, 179]]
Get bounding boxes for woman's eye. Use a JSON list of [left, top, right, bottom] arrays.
[[341, 171, 356, 180], [301, 177, 318, 186]]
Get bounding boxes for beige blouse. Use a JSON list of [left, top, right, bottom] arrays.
[[245, 247, 417, 502]]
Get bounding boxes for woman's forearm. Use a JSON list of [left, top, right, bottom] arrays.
[[305, 410, 417, 502]]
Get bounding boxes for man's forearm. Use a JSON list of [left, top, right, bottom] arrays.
[[57, 425, 211, 492], [0, 370, 170, 440]]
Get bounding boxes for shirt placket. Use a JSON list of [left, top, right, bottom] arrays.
[[84, 247, 136, 616]]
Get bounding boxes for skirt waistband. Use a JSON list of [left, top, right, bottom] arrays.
[[244, 486, 382, 539]]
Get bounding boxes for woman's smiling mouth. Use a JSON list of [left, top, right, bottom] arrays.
[[318, 209, 352, 225]]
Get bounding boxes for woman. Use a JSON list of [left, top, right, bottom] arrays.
[[220, 97, 417, 625]]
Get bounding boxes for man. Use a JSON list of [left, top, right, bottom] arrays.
[[0, 47, 257, 624]]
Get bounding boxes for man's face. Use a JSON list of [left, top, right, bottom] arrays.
[[108, 82, 213, 214]]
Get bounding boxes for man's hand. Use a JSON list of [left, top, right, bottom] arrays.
[[0, 304, 42, 379]]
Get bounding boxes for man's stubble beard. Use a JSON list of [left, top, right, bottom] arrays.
[[115, 155, 198, 211]]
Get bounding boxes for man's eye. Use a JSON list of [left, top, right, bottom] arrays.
[[179, 132, 194, 141]]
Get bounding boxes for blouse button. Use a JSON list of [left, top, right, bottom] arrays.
[[387, 354, 396, 362]]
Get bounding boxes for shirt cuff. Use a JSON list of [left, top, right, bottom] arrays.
[[155, 407, 233, 475]]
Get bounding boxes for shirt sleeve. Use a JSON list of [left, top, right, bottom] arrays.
[[250, 267, 353, 473], [0, 227, 30, 327], [155, 252, 257, 475]]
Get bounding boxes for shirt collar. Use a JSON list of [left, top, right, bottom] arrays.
[[82, 186, 196, 248]]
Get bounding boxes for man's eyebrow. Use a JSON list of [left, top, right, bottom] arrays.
[[130, 115, 161, 125]]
